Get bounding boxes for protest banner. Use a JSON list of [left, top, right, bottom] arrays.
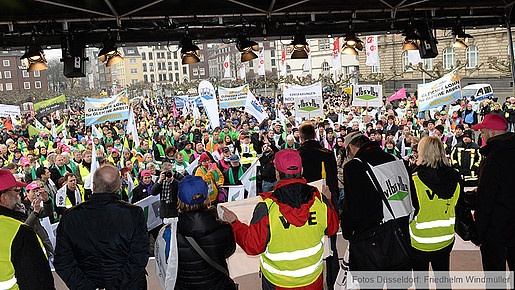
[[218, 84, 249, 109], [33, 94, 66, 121], [351, 84, 383, 107], [134, 194, 162, 231], [418, 69, 461, 111], [244, 92, 268, 123], [174, 95, 202, 108], [287, 82, 323, 118], [198, 80, 220, 129], [85, 90, 130, 126], [0, 104, 21, 117]]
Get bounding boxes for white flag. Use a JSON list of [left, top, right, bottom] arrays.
[[331, 38, 341, 71], [10, 114, 19, 127], [245, 91, 269, 123], [192, 98, 200, 122], [35, 119, 45, 130], [303, 51, 311, 74], [241, 159, 260, 198], [61, 120, 68, 145], [50, 116, 57, 138], [258, 50, 265, 76], [280, 47, 287, 77], [186, 157, 199, 175], [365, 35, 379, 66], [228, 185, 245, 202], [240, 62, 246, 80], [407, 50, 423, 66], [224, 55, 231, 79], [142, 99, 150, 112], [198, 80, 220, 129], [91, 124, 103, 139], [127, 172, 135, 203], [90, 143, 99, 176], [127, 106, 140, 149]]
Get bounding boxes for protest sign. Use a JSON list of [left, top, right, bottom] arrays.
[[174, 95, 202, 108], [218, 84, 249, 109], [418, 69, 461, 111], [85, 90, 130, 126], [286, 82, 323, 118], [244, 92, 268, 123], [0, 104, 20, 117], [351, 84, 383, 107], [33, 94, 66, 121], [198, 80, 220, 129], [134, 194, 162, 231]]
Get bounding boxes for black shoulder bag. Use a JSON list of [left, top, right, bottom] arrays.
[[348, 160, 412, 271]]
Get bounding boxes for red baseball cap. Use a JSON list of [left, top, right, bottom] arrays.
[[472, 114, 508, 131], [0, 169, 27, 191], [141, 170, 151, 177], [274, 149, 302, 174]]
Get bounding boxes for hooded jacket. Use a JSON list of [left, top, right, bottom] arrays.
[[475, 132, 515, 246], [231, 178, 338, 259]]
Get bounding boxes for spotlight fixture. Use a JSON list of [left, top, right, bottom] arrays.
[[20, 40, 47, 72], [342, 32, 363, 55], [290, 32, 309, 59], [402, 25, 421, 50], [452, 25, 472, 48], [236, 37, 259, 62], [180, 36, 200, 64], [98, 40, 124, 67]]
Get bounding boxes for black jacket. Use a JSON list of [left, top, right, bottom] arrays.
[[150, 178, 179, 218], [475, 132, 515, 246], [259, 151, 276, 183], [0, 206, 54, 290], [175, 209, 236, 290], [54, 193, 150, 289], [131, 182, 153, 204], [341, 141, 412, 239], [49, 164, 72, 186], [298, 140, 339, 207]]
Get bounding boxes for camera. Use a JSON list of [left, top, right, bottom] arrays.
[[164, 170, 173, 178], [35, 191, 40, 199]]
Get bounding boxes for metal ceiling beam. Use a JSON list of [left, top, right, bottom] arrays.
[[226, 0, 267, 13], [273, 0, 311, 13], [34, 0, 114, 18], [121, 0, 165, 17]]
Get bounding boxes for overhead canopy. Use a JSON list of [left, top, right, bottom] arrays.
[[0, 0, 514, 48]]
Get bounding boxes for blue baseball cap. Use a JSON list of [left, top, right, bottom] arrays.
[[178, 176, 208, 205]]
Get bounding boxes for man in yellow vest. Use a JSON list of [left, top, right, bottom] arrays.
[[55, 173, 85, 218], [0, 169, 54, 289], [221, 149, 339, 289]]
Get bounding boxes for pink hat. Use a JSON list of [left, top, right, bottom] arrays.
[[62, 146, 71, 153], [20, 157, 30, 166], [71, 138, 78, 142], [87, 140, 93, 145], [141, 170, 151, 177], [274, 149, 302, 174], [0, 169, 27, 191], [26, 182, 41, 191], [55, 138, 61, 143], [472, 114, 508, 131], [111, 148, 118, 153]]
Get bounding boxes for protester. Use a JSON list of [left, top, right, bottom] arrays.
[[54, 165, 150, 289], [221, 149, 338, 289], [150, 162, 179, 219], [195, 152, 224, 203], [0, 169, 54, 289]]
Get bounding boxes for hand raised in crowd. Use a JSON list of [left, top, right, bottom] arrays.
[[220, 205, 237, 223], [158, 171, 166, 183]]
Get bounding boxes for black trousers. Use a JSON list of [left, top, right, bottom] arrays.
[[480, 242, 515, 290], [411, 241, 454, 289]]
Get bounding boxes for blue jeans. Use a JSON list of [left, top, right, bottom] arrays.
[[261, 180, 277, 193]]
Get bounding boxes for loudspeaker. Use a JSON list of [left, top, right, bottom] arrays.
[[62, 37, 86, 78]]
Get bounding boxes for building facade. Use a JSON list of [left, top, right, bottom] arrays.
[[85, 47, 108, 91], [0, 50, 48, 92], [138, 45, 190, 85]]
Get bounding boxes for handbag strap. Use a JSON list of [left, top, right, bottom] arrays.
[[355, 158, 398, 221], [184, 236, 230, 277]]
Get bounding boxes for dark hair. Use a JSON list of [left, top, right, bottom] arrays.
[[35, 166, 48, 179], [64, 172, 76, 181], [348, 134, 370, 149], [276, 167, 302, 180], [165, 146, 176, 156], [178, 194, 211, 213], [299, 122, 316, 140]]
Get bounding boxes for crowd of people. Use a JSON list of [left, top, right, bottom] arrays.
[[0, 89, 514, 289]]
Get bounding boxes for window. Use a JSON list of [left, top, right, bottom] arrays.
[[144, 75, 148, 82], [200, 68, 205, 75], [193, 68, 198, 76], [143, 63, 147, 72], [270, 50, 275, 57], [318, 39, 331, 50], [130, 68, 138, 74], [175, 73, 179, 81], [182, 67, 187, 74], [286, 65, 291, 75], [372, 60, 381, 73], [129, 58, 137, 64], [169, 73, 173, 81], [0, 84, 2, 91], [35, 81, 41, 89], [401, 51, 413, 72], [322, 61, 330, 71], [443, 47, 455, 69], [248, 61, 253, 68], [167, 52, 171, 59], [199, 54, 204, 62], [5, 83, 12, 91], [173, 52, 177, 59], [22, 71, 29, 78], [132, 79, 138, 84], [270, 41, 275, 47], [162, 74, 166, 81], [127, 49, 135, 54], [167, 62, 172, 70], [174, 62, 179, 70], [4, 71, 11, 79], [150, 74, 155, 83], [34, 71, 40, 77], [0, 72, 2, 79], [423, 58, 433, 71], [149, 63, 154, 72], [466, 45, 479, 68], [148, 52, 153, 60], [159, 74, 163, 81], [142, 53, 146, 60], [3, 60, 9, 67], [271, 59, 276, 66]]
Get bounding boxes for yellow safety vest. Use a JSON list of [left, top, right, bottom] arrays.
[[260, 196, 327, 288], [0, 216, 20, 290], [56, 184, 85, 209], [77, 164, 90, 183], [450, 147, 481, 181], [240, 143, 257, 165], [409, 174, 460, 252]]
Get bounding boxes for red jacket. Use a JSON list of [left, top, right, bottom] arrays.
[[231, 178, 339, 289]]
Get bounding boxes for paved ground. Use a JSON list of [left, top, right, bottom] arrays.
[[52, 234, 484, 289]]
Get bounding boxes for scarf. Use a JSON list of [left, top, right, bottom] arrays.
[[55, 164, 67, 176], [228, 165, 244, 185]]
